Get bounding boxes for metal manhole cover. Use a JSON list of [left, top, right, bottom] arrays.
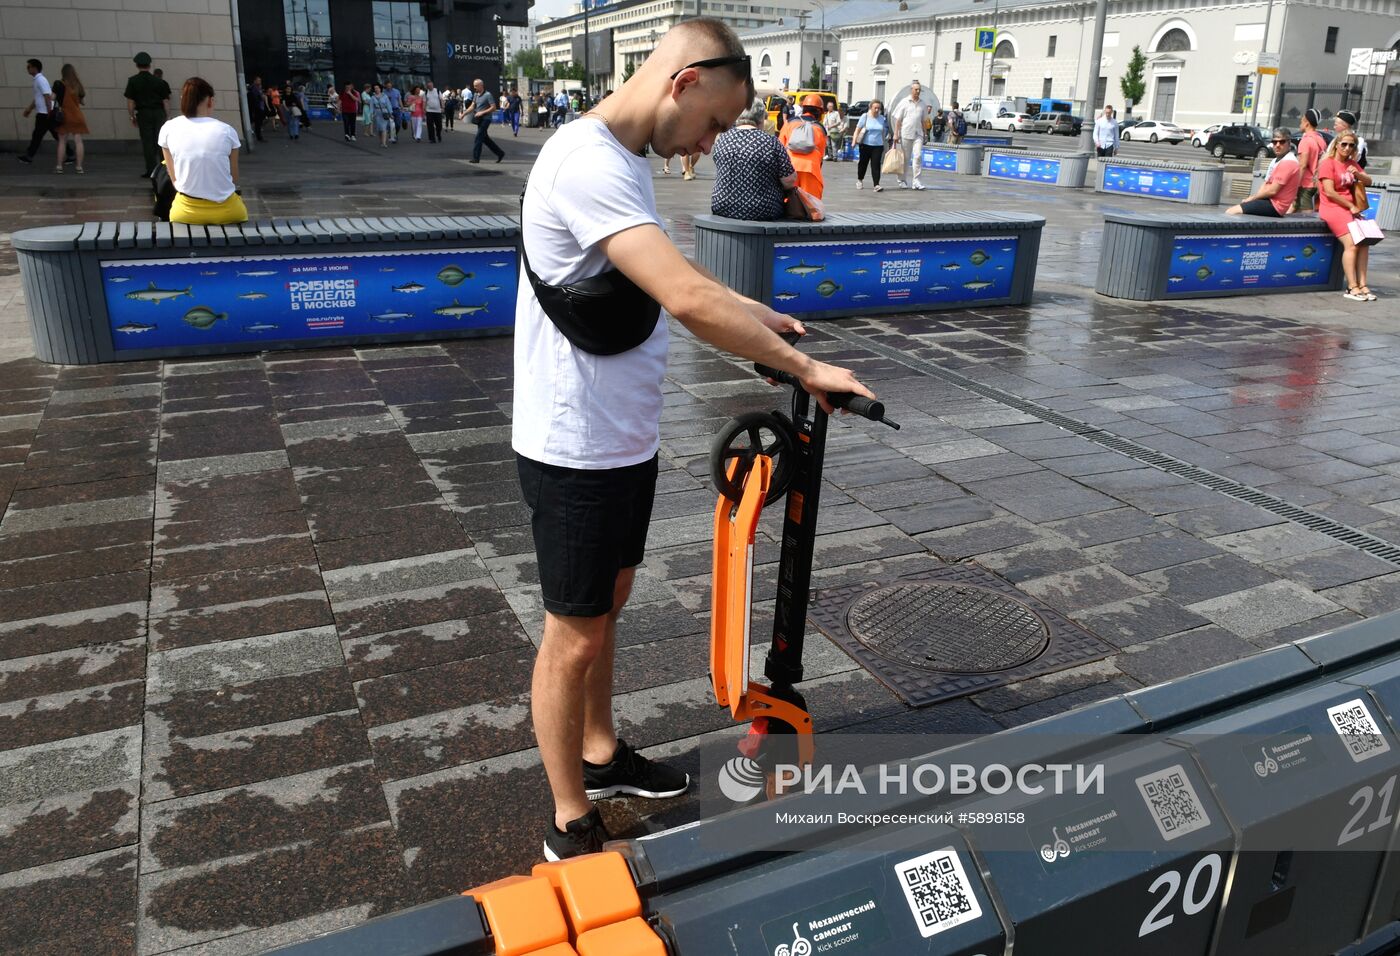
[[846, 582, 1050, 674]]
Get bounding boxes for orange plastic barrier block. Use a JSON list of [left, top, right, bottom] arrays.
[[467, 875, 568, 956], [575, 917, 666, 956], [532, 852, 642, 936], [523, 945, 579, 956]]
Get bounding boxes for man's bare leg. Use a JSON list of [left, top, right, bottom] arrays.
[[533, 567, 635, 831]]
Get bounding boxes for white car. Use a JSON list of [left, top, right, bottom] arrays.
[[1190, 124, 1222, 148], [996, 112, 1034, 132], [1121, 120, 1187, 144]]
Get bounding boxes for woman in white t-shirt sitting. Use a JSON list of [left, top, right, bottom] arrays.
[[157, 77, 247, 226]]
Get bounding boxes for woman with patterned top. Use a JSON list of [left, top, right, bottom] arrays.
[[709, 98, 797, 221]]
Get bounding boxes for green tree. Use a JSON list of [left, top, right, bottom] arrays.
[[807, 58, 822, 89], [1119, 45, 1146, 112], [552, 59, 585, 81], [508, 45, 548, 80], [622, 59, 636, 83]]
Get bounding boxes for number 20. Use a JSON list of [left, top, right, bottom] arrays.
[[1139, 854, 1223, 938]]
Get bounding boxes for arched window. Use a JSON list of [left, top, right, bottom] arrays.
[[993, 39, 1015, 59], [875, 47, 893, 66], [1155, 28, 1191, 52], [760, 52, 772, 68]]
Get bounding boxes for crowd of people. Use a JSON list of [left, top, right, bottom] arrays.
[[326, 79, 512, 162]]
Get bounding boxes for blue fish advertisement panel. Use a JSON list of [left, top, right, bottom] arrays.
[[988, 153, 1061, 184], [770, 237, 1019, 313], [1102, 164, 1193, 199], [1166, 233, 1333, 295], [921, 146, 957, 171], [962, 135, 1012, 147], [1361, 189, 1382, 222], [101, 247, 516, 352]]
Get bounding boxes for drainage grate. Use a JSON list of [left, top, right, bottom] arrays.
[[848, 583, 1049, 673], [810, 564, 1115, 707], [827, 325, 1400, 568]]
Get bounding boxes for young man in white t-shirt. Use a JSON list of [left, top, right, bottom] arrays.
[[18, 58, 53, 165], [517, 16, 875, 860]]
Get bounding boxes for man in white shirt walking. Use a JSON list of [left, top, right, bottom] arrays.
[[17, 58, 53, 165], [516, 16, 874, 861], [891, 80, 931, 189], [424, 81, 444, 142], [1093, 104, 1119, 158]]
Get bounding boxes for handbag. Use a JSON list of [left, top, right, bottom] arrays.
[[784, 187, 824, 222], [1354, 182, 1370, 214], [49, 80, 66, 129], [150, 162, 176, 222], [1348, 218, 1384, 246]]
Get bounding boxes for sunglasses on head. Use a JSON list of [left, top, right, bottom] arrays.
[[669, 55, 751, 81]]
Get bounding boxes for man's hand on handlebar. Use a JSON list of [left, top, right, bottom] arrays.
[[758, 309, 806, 339], [798, 360, 874, 415]]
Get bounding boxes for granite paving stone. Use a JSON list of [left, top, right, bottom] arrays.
[[1206, 523, 1340, 563], [1016, 564, 1150, 616], [0, 846, 139, 955], [0, 780, 141, 876], [1185, 580, 1342, 640]]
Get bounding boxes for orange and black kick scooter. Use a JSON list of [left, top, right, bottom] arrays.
[[709, 333, 898, 785]]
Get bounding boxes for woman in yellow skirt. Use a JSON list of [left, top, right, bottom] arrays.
[[157, 77, 248, 225]]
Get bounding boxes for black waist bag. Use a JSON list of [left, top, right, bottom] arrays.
[[519, 188, 660, 356]]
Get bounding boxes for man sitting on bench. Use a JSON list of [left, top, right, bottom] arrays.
[[1227, 127, 1301, 218]]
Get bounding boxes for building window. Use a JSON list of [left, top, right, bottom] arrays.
[[760, 52, 771, 68], [1047, 35, 1056, 56], [875, 47, 893, 66], [1230, 74, 1249, 112], [950, 78, 959, 105], [1095, 75, 1107, 108], [1154, 28, 1191, 53], [1325, 26, 1339, 53], [372, 1, 431, 90], [847, 80, 852, 101], [284, 0, 334, 92], [954, 42, 961, 61], [785, 51, 790, 66], [1042, 77, 1052, 98], [993, 39, 1014, 59]]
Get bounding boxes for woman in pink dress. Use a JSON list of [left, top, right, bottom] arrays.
[[1317, 132, 1376, 302], [406, 86, 426, 142]]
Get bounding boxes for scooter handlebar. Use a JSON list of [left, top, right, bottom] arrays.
[[755, 334, 899, 429]]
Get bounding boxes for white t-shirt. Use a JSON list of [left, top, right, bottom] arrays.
[[513, 118, 668, 469], [891, 97, 929, 140], [32, 72, 52, 114], [157, 116, 242, 202], [425, 89, 442, 112]]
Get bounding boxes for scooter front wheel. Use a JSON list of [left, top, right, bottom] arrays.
[[711, 411, 797, 504]]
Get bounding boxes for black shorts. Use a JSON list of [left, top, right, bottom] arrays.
[[516, 452, 658, 617], [1239, 198, 1281, 218]]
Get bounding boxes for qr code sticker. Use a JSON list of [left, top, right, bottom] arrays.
[[894, 846, 983, 939], [1136, 764, 1211, 842], [1326, 698, 1392, 763]]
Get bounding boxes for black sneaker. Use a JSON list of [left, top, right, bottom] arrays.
[[17, 155, 32, 164], [584, 738, 689, 800], [543, 806, 610, 862]]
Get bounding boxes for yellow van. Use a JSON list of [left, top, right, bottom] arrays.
[[764, 91, 842, 132]]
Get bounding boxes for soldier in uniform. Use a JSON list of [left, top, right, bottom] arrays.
[[124, 51, 170, 176]]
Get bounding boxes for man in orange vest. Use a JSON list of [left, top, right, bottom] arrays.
[[780, 93, 829, 199]]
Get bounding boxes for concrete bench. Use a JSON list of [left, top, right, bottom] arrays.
[[1096, 211, 1343, 301], [693, 211, 1044, 318], [1097, 157, 1224, 205], [13, 216, 519, 364], [983, 148, 1091, 188]]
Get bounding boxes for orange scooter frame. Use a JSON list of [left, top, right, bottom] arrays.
[[709, 455, 814, 769]]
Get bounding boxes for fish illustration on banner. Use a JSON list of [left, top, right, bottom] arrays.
[[770, 237, 1019, 313], [988, 154, 1062, 184], [101, 247, 516, 352], [1102, 164, 1194, 199]]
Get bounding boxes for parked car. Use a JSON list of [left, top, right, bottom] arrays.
[[1029, 112, 1076, 135], [1190, 124, 1222, 148], [1118, 118, 1144, 135], [846, 100, 871, 118], [1204, 124, 1271, 159], [1120, 120, 1187, 143], [995, 111, 1035, 132], [1066, 115, 1085, 136]]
